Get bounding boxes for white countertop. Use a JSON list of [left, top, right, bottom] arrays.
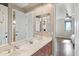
[[0, 36, 52, 56]]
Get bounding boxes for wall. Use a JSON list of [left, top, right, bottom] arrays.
[[56, 19, 73, 38], [75, 4, 79, 56], [56, 4, 75, 38]]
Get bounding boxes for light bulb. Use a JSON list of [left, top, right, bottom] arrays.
[[62, 40, 71, 43], [13, 20, 16, 24]]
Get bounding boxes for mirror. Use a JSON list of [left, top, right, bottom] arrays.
[[0, 4, 8, 45], [12, 8, 35, 43], [12, 9, 28, 42], [35, 13, 51, 36], [11, 4, 52, 43]]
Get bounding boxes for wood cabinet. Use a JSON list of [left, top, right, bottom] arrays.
[[32, 41, 52, 56]]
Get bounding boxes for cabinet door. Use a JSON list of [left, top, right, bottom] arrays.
[[41, 46, 45, 56], [32, 41, 52, 56], [45, 45, 49, 56], [48, 41, 52, 55], [44, 41, 52, 56]]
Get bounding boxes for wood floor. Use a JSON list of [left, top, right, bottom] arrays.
[[56, 37, 74, 56]]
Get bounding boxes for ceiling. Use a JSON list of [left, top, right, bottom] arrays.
[[12, 3, 44, 12], [13, 3, 29, 8], [56, 3, 76, 20]]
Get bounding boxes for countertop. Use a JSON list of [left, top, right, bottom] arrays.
[[0, 36, 52, 56]]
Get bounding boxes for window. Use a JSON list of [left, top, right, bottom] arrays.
[[65, 21, 72, 32]]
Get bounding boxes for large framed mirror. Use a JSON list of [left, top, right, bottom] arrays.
[[35, 13, 51, 36]]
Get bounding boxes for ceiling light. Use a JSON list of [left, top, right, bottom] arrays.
[[65, 9, 72, 20], [62, 40, 71, 43]]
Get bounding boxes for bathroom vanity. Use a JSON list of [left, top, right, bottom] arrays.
[[0, 36, 52, 56]]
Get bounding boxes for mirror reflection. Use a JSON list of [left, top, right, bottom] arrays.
[[12, 9, 27, 42], [12, 9, 52, 43], [0, 4, 8, 45], [55, 4, 75, 56], [35, 13, 51, 35]]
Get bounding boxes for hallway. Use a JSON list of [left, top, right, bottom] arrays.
[[56, 37, 74, 56]]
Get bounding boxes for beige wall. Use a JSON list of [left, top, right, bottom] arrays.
[[56, 19, 73, 38]]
